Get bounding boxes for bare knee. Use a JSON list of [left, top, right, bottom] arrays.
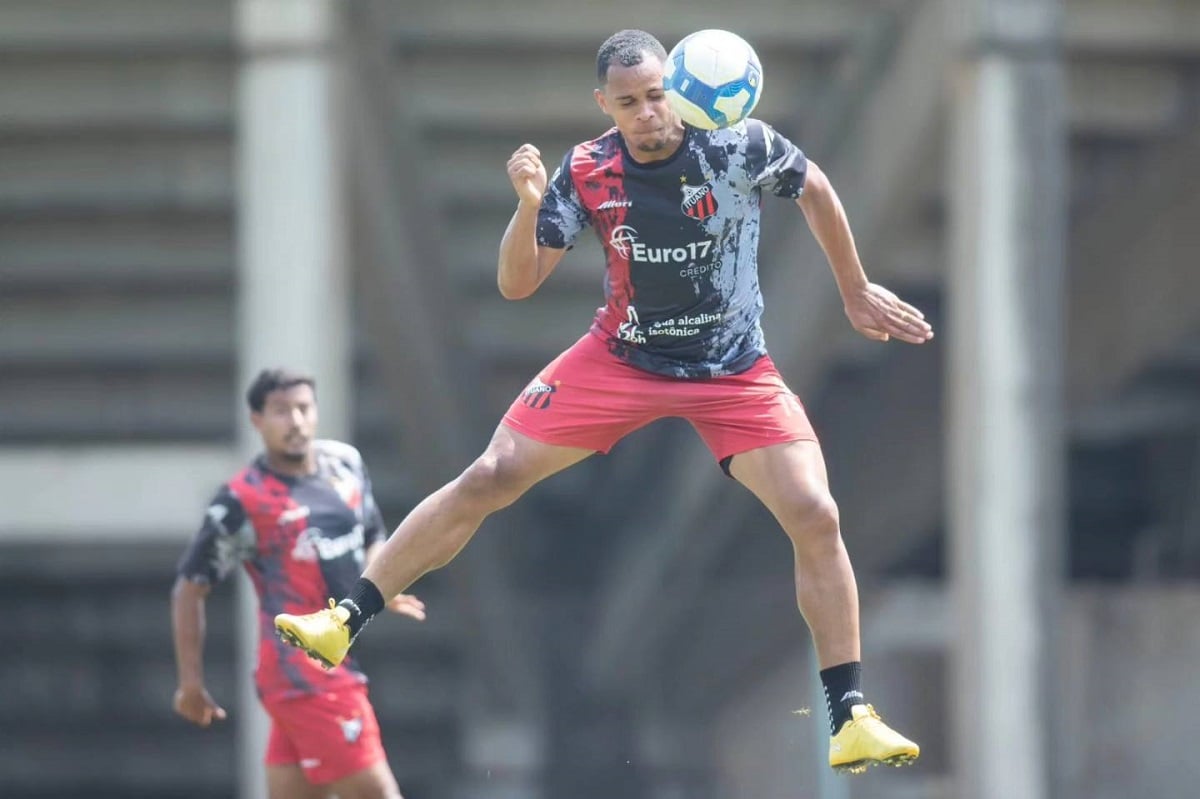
[[453, 451, 534, 513], [778, 489, 841, 550]]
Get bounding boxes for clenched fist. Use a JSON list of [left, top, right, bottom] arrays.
[[507, 143, 547, 208]]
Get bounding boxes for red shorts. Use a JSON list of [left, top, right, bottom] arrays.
[[262, 685, 385, 785], [503, 332, 817, 467]]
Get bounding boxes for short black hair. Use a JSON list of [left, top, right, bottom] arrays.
[[597, 29, 667, 84], [246, 368, 316, 412]]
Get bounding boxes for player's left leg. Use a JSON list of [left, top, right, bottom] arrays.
[[729, 439, 919, 773], [325, 760, 402, 799], [728, 439, 858, 667], [266, 765, 329, 799], [681, 355, 917, 773]]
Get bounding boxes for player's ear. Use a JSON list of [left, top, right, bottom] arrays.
[[594, 87, 610, 116], [249, 411, 264, 433]]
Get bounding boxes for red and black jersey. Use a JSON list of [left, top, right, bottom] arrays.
[[177, 440, 387, 700], [537, 119, 807, 379]]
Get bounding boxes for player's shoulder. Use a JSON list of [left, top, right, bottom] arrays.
[[567, 127, 623, 171], [207, 470, 252, 522], [724, 118, 775, 147], [724, 118, 802, 162], [222, 465, 258, 499], [687, 120, 769, 158], [314, 439, 365, 470], [580, 126, 622, 152]]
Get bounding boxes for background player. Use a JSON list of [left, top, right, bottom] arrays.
[[277, 30, 930, 775], [172, 368, 426, 799]]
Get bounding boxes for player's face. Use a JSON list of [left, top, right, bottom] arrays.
[[595, 53, 684, 160], [252, 384, 318, 463]]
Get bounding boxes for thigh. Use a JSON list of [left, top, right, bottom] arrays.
[[728, 438, 833, 517], [267, 765, 329, 799], [683, 355, 818, 467], [501, 332, 663, 454], [262, 688, 387, 789], [481, 421, 594, 489], [327, 759, 403, 799]]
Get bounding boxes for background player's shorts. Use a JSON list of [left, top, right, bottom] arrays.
[[502, 332, 817, 470], [262, 685, 385, 785]]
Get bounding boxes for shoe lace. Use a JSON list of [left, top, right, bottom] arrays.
[[857, 704, 886, 728], [322, 598, 348, 630]]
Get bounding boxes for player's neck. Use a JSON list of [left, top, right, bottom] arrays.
[[264, 451, 317, 478], [623, 124, 686, 165]]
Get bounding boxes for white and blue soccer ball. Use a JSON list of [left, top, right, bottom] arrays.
[[663, 29, 763, 130]]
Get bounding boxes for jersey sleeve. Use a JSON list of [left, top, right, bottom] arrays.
[[176, 484, 255, 585], [360, 462, 388, 547], [536, 150, 590, 250], [745, 120, 808, 199]]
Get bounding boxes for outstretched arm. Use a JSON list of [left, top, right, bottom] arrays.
[[796, 160, 933, 344], [498, 143, 567, 300]]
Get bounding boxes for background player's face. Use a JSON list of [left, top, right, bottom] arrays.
[[595, 53, 682, 157], [251, 384, 318, 463]]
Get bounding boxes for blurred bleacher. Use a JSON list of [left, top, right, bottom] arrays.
[[1, 0, 1199, 797]]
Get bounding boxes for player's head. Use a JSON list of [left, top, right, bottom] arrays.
[[246, 368, 318, 463], [594, 30, 680, 156]]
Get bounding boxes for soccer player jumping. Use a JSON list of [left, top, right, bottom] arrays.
[[277, 30, 929, 774]]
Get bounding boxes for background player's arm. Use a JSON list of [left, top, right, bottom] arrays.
[[171, 576, 227, 727], [171, 485, 247, 727], [498, 143, 567, 299], [796, 160, 934, 345]]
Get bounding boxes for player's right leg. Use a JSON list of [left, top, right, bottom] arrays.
[[276, 332, 658, 669], [264, 711, 329, 799], [276, 425, 592, 667], [363, 422, 593, 600]]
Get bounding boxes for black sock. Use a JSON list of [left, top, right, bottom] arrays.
[[338, 578, 385, 639], [820, 661, 865, 735]]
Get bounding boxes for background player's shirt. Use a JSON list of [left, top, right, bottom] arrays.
[[537, 119, 807, 378], [177, 440, 387, 700]]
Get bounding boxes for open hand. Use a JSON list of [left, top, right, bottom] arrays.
[[843, 283, 934, 344], [386, 593, 426, 621]]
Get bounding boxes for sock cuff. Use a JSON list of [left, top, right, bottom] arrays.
[[347, 577, 385, 613], [819, 660, 862, 680]]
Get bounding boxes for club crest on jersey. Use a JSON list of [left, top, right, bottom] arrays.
[[519, 377, 558, 410], [680, 177, 718, 220]]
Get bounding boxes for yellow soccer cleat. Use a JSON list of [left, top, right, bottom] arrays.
[[275, 599, 352, 670], [829, 704, 920, 774]]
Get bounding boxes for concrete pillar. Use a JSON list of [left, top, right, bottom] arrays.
[[946, 2, 1066, 798], [234, 2, 350, 797]]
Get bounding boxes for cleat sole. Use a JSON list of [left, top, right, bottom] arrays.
[[832, 753, 919, 775], [276, 628, 336, 670]]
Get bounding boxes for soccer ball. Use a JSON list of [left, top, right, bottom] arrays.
[[663, 29, 763, 130]]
